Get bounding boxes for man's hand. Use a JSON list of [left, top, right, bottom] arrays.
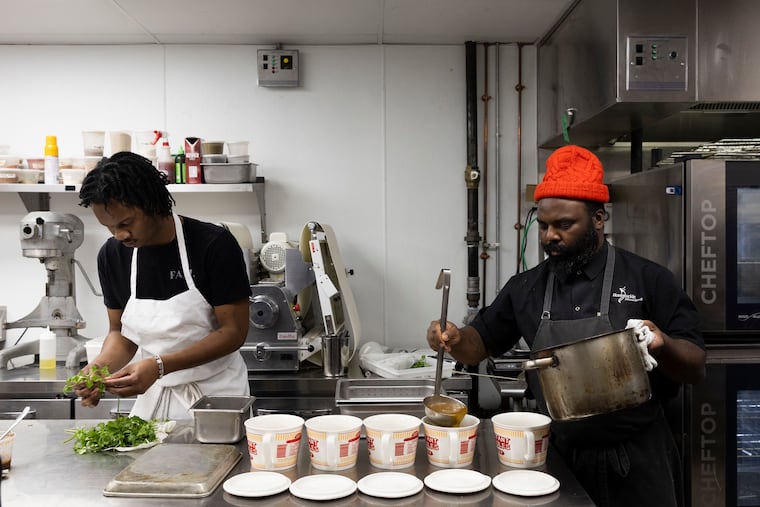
[[104, 358, 161, 397], [72, 364, 105, 407], [426, 320, 462, 353]]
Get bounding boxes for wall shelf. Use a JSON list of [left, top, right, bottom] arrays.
[[0, 177, 267, 242], [0, 181, 258, 194]]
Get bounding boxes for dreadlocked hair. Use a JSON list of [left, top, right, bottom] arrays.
[[78, 151, 175, 217]]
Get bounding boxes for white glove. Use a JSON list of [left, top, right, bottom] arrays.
[[626, 319, 658, 371]]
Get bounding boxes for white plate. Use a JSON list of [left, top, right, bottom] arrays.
[[358, 472, 424, 498], [492, 470, 560, 496], [424, 469, 491, 494], [289, 474, 357, 501], [223, 471, 291, 498]]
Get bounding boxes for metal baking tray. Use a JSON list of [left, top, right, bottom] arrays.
[[335, 378, 436, 404], [336, 402, 427, 421], [103, 444, 241, 498]]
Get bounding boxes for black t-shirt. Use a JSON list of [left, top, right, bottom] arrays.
[[98, 216, 251, 310], [471, 241, 704, 402]]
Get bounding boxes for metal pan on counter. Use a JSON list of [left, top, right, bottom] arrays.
[[202, 162, 257, 183]]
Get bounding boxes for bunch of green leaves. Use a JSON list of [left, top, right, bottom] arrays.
[[411, 355, 429, 368], [64, 416, 158, 454], [63, 365, 111, 395]]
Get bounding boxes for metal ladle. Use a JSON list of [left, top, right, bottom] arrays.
[[423, 269, 467, 427]]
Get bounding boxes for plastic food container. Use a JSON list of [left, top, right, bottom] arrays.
[[201, 141, 224, 155], [60, 168, 86, 185], [0, 171, 17, 183], [25, 158, 45, 170], [15, 169, 42, 184], [189, 395, 254, 443], [202, 163, 256, 183], [360, 352, 455, 379]]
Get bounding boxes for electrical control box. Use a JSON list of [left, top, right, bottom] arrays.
[[626, 36, 688, 91], [257, 49, 299, 87]]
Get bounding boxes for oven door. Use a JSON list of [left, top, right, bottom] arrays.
[[688, 346, 760, 507]]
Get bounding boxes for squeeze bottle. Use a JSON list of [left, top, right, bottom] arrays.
[[157, 139, 175, 182], [44, 136, 59, 184], [174, 147, 186, 184], [39, 327, 57, 369]]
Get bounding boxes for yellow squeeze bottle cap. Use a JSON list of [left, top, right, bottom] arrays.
[[44, 135, 58, 156]]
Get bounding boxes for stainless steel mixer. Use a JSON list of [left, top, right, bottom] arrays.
[[0, 212, 97, 369]]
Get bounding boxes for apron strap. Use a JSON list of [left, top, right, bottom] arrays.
[[598, 245, 615, 316], [130, 213, 194, 293], [150, 382, 203, 420], [541, 272, 554, 320]]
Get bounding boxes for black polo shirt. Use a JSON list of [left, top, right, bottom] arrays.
[[471, 241, 703, 401], [97, 216, 251, 310]]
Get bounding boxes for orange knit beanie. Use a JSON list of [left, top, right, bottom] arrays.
[[534, 145, 609, 203]]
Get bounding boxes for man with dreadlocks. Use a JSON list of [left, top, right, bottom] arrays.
[[74, 151, 251, 420]]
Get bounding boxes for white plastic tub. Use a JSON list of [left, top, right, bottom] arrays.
[[360, 352, 454, 379]]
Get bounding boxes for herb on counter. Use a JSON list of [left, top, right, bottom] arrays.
[[64, 416, 158, 454], [63, 365, 111, 395], [411, 355, 430, 368]]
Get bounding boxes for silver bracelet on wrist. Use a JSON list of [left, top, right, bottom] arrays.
[[154, 355, 164, 379]]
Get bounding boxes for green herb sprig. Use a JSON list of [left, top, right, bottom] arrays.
[[63, 365, 111, 395], [64, 416, 158, 454], [411, 355, 429, 368]]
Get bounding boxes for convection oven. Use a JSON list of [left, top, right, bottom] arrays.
[[686, 345, 760, 507], [609, 155, 760, 336]]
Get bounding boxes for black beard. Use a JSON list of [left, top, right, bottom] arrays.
[[544, 221, 599, 275]]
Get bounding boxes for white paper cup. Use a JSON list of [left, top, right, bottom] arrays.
[[0, 432, 15, 475], [305, 414, 362, 471], [109, 131, 132, 153], [422, 414, 480, 468], [492, 412, 551, 468], [363, 413, 421, 470], [245, 414, 304, 470], [82, 130, 105, 157]]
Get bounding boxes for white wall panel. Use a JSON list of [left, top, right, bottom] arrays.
[[0, 42, 537, 355]]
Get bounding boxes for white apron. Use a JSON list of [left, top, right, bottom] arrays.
[[121, 213, 249, 420]]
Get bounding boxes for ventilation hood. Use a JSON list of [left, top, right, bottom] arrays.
[[537, 0, 760, 148]]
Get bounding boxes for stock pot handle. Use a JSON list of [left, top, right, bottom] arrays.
[[522, 356, 558, 370]]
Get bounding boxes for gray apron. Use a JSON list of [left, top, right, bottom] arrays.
[[530, 245, 679, 507], [528, 245, 617, 437]]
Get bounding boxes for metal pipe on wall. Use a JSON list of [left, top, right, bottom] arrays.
[[493, 44, 502, 297], [514, 43, 526, 273], [480, 43, 492, 306], [464, 41, 481, 321]]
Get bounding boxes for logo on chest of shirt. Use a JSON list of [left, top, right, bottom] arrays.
[[169, 270, 185, 281], [612, 286, 643, 304]]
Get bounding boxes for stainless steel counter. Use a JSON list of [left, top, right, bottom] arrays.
[[0, 419, 594, 506], [0, 363, 472, 420]]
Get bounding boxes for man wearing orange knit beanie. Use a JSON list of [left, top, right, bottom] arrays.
[[427, 145, 705, 507]]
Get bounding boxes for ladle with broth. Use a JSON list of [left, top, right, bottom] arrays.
[[423, 268, 467, 427]]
